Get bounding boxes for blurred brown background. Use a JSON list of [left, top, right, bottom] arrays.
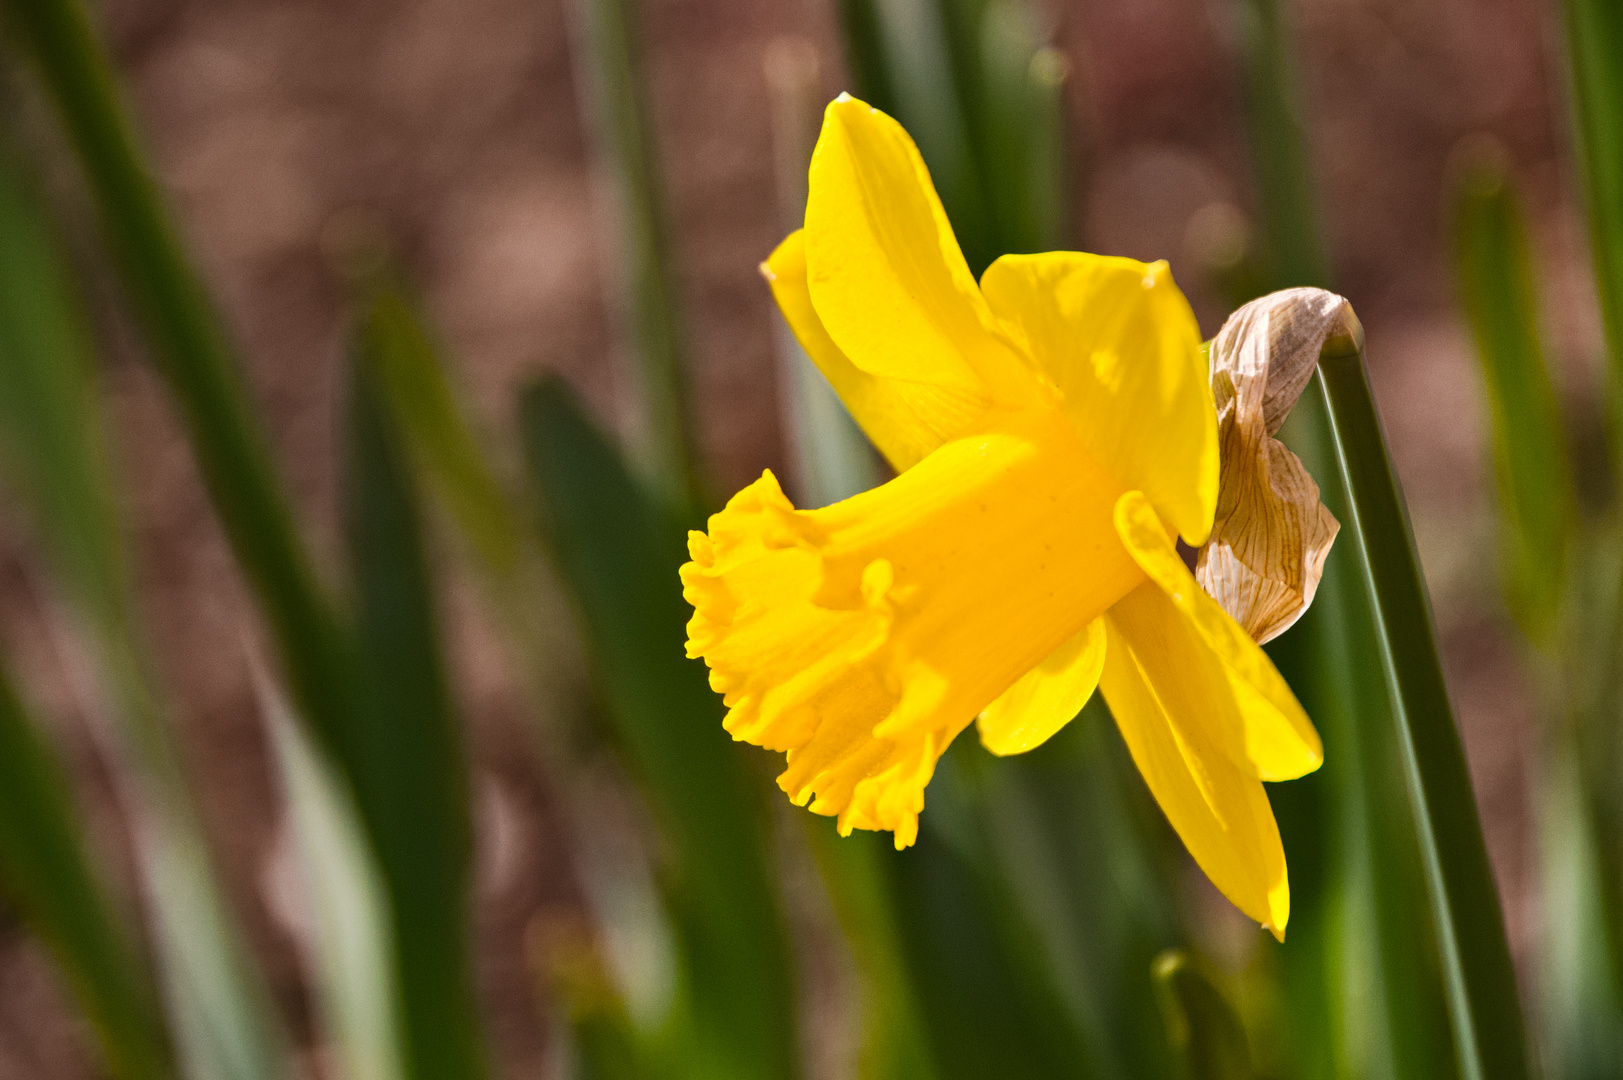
[[0, 0, 1598, 1075]]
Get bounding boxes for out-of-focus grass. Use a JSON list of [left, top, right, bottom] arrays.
[[565, 0, 705, 516], [0, 125, 287, 1080], [1450, 147, 1574, 642], [0, 664, 174, 1080], [521, 377, 799, 1080], [1449, 138, 1623, 1080], [1154, 950, 1251, 1080], [260, 678, 403, 1080], [344, 346, 489, 1080], [1562, 0, 1623, 433], [2, 0, 355, 766]]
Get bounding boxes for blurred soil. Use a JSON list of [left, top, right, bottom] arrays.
[[0, 0, 1597, 1075]]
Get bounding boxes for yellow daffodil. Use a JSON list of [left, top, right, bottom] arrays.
[[680, 94, 1322, 938]]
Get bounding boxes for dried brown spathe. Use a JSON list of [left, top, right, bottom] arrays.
[[1197, 288, 1359, 644]]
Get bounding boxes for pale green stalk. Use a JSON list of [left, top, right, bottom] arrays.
[[564, 0, 704, 516]]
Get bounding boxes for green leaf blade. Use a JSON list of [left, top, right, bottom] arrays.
[[519, 376, 797, 1080], [0, 671, 174, 1080], [1317, 334, 1534, 1080], [344, 345, 490, 1080], [1562, 0, 1623, 424], [2, 0, 353, 762], [1450, 150, 1574, 639], [0, 129, 286, 1080]]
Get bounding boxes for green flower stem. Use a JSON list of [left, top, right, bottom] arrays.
[[1316, 330, 1533, 1080]]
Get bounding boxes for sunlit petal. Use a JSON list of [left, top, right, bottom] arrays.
[[805, 95, 1041, 410], [762, 231, 993, 472], [980, 252, 1217, 544], [1114, 491, 1322, 781], [1100, 600, 1289, 938], [977, 618, 1105, 756]]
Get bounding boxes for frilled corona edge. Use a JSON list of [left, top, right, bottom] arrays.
[[681, 409, 1143, 849]]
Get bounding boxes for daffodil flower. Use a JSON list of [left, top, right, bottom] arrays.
[[681, 95, 1323, 938]]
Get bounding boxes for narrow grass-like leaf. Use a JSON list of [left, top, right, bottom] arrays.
[[1228, 10, 1470, 1078], [973, 1, 1067, 254], [1539, 732, 1623, 1080], [887, 779, 1098, 1080], [803, 822, 938, 1080], [258, 677, 404, 1080], [1, 0, 354, 759], [976, 711, 1184, 1080], [564, 0, 703, 515], [1153, 950, 1251, 1080], [361, 288, 524, 581], [520, 376, 796, 1080], [1275, 389, 1461, 1080], [1316, 328, 1534, 1080], [343, 352, 488, 1080], [0, 665, 173, 1080], [356, 282, 694, 1068], [1450, 149, 1574, 640], [1232, 0, 1327, 289], [0, 133, 285, 1080], [834, 0, 899, 118], [1561, 0, 1623, 416]]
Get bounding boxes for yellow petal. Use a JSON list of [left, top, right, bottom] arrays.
[[1113, 491, 1322, 782], [804, 95, 1040, 410], [762, 231, 994, 471], [977, 619, 1105, 756], [682, 408, 1143, 847], [1100, 598, 1289, 938], [980, 252, 1217, 545]]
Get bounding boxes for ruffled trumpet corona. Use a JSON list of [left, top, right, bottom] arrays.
[[681, 94, 1335, 938]]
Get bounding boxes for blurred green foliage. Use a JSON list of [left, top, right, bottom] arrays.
[[0, 0, 1604, 1079]]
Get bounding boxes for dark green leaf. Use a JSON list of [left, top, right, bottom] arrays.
[[0, 128, 285, 1080], [1, 0, 354, 762], [344, 346, 489, 1080], [1450, 147, 1574, 639], [520, 376, 796, 1080], [565, 0, 704, 515], [1317, 330, 1534, 1080], [0, 668, 173, 1080]]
